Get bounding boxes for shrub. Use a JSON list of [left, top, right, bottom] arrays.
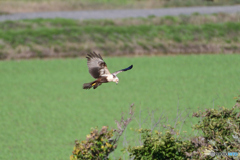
[[127, 97, 240, 160], [70, 97, 240, 159], [70, 104, 134, 160], [127, 128, 195, 160], [191, 97, 240, 159], [70, 126, 117, 160]]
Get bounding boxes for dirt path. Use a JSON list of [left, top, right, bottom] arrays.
[[0, 5, 240, 21]]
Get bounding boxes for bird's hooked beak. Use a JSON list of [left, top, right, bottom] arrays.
[[114, 77, 119, 85]]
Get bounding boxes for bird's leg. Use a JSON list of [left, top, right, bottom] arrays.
[[92, 82, 96, 86]]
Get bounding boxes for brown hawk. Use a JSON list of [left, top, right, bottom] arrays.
[[83, 52, 133, 89]]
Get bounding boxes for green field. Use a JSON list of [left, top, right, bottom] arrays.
[[0, 54, 239, 159], [1, 13, 240, 59]]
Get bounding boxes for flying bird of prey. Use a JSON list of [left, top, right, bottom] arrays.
[[83, 52, 133, 89]]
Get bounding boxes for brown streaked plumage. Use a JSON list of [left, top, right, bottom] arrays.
[[83, 51, 133, 89]]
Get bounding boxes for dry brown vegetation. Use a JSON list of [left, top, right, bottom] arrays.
[[0, 0, 111, 13], [0, 0, 239, 14]]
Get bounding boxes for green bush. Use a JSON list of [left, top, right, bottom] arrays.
[[70, 98, 240, 159], [127, 97, 240, 160], [70, 104, 134, 160], [191, 98, 240, 159], [70, 126, 117, 160], [127, 128, 195, 159]]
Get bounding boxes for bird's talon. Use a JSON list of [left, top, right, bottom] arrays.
[[92, 83, 96, 86]]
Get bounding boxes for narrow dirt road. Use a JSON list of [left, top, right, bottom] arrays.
[[0, 5, 240, 21]]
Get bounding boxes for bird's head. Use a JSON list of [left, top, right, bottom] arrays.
[[113, 77, 119, 84]]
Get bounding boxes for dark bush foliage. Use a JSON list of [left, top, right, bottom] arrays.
[[127, 97, 240, 160], [70, 97, 240, 159], [127, 128, 195, 160], [70, 104, 134, 160], [70, 126, 117, 160]]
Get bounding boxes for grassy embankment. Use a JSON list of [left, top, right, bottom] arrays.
[[1, 54, 240, 160], [0, 0, 240, 13], [0, 13, 240, 60]]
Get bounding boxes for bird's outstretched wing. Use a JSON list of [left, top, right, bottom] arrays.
[[86, 52, 111, 79], [112, 65, 133, 76]]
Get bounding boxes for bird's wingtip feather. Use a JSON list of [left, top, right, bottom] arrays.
[[127, 65, 133, 70], [121, 65, 133, 71]]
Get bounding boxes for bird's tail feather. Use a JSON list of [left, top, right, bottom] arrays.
[[83, 81, 95, 89], [83, 81, 101, 89]]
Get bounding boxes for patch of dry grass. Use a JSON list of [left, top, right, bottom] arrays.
[[0, 0, 126, 13], [2, 40, 240, 60], [0, 0, 240, 13]]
